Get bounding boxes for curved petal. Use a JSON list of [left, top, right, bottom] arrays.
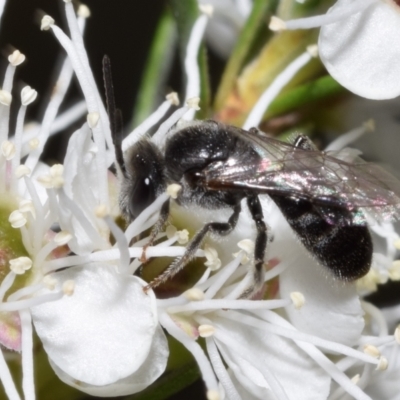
[[264, 200, 364, 347], [319, 0, 400, 99], [49, 325, 169, 397], [31, 264, 159, 386], [215, 317, 330, 400]]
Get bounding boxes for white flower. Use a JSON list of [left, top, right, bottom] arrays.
[[269, 0, 400, 99], [30, 264, 167, 396], [156, 216, 387, 399], [0, 1, 168, 398]]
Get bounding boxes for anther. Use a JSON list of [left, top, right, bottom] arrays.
[[290, 292, 305, 309], [54, 231, 73, 246], [87, 112, 100, 128], [395, 325, 400, 345], [363, 344, 381, 358], [199, 4, 214, 17], [176, 229, 189, 245], [206, 390, 220, 400], [15, 165, 31, 178], [166, 92, 179, 106], [184, 288, 205, 301], [29, 138, 40, 150], [95, 204, 109, 218], [0, 90, 12, 106], [21, 86, 38, 106], [62, 280, 75, 296], [376, 356, 388, 371], [41, 15, 55, 31], [186, 97, 200, 110], [1, 141, 16, 160], [8, 50, 26, 66], [199, 324, 216, 338], [9, 257, 32, 275], [9, 210, 27, 228], [204, 245, 221, 271], [166, 183, 182, 199], [77, 4, 91, 18]]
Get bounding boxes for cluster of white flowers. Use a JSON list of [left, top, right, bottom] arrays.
[[0, 1, 400, 400]]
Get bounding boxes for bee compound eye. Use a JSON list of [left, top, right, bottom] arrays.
[[129, 176, 156, 219]]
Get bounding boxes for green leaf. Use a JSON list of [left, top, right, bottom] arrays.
[[169, 0, 211, 118], [214, 0, 278, 112], [132, 9, 176, 127], [265, 75, 346, 119]]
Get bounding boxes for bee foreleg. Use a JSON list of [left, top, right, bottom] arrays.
[[140, 199, 170, 262], [144, 204, 241, 291], [240, 195, 267, 298]]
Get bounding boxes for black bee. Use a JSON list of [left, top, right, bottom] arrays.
[[103, 56, 400, 295]]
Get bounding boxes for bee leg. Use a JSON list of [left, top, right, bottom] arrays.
[[240, 195, 268, 298], [144, 204, 241, 291], [140, 199, 170, 262], [291, 134, 317, 151]]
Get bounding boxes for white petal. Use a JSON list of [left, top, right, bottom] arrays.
[[49, 325, 169, 396], [264, 200, 364, 346], [31, 264, 159, 386], [319, 0, 400, 99], [215, 317, 330, 400]]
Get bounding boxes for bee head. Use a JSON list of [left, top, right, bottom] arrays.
[[118, 140, 166, 221]]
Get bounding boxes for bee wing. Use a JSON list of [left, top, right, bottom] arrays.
[[202, 128, 400, 224]]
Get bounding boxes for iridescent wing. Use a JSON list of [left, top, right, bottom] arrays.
[[199, 126, 400, 224]]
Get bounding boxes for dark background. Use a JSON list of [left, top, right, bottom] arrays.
[[0, 0, 182, 163]]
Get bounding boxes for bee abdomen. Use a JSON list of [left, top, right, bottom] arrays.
[[271, 195, 372, 281]]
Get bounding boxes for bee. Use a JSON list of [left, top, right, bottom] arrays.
[[103, 56, 400, 295]]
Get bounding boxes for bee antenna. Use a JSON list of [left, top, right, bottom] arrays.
[[102, 55, 126, 176]]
